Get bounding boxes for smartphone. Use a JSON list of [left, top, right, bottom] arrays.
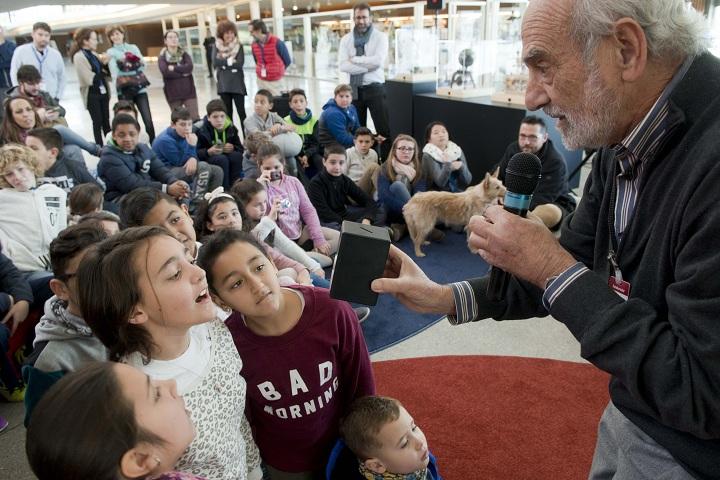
[[270, 171, 282, 181]]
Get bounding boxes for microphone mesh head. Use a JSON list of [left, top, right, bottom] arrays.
[[505, 152, 542, 195]]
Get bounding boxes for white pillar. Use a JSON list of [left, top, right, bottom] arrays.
[[414, 2, 425, 29], [250, 0, 261, 20], [484, 0, 499, 40], [171, 17, 180, 31], [197, 12, 207, 43], [226, 4, 236, 22], [272, 0, 284, 40], [303, 15, 312, 76], [447, 1, 457, 40], [207, 10, 218, 38], [161, 19, 167, 34]]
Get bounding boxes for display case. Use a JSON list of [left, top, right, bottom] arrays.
[[393, 28, 438, 82], [489, 39, 527, 106], [436, 40, 496, 98]]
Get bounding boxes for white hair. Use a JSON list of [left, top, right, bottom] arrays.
[[570, 0, 708, 64]]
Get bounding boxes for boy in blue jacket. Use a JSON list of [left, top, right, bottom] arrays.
[[98, 114, 189, 204], [327, 395, 442, 480], [318, 84, 360, 149], [152, 107, 223, 210]]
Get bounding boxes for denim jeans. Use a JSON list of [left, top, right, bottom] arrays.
[[54, 125, 100, 156]]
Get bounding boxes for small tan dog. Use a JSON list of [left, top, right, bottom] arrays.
[[402, 170, 506, 257]]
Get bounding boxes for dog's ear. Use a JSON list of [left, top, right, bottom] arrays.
[[483, 172, 491, 189], [492, 166, 500, 178]]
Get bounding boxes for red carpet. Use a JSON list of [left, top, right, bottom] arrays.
[[372, 355, 610, 480]]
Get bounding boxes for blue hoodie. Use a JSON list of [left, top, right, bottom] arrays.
[[98, 141, 177, 202], [152, 126, 197, 168], [318, 98, 360, 148]]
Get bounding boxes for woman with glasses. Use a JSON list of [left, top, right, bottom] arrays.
[[377, 134, 428, 241]]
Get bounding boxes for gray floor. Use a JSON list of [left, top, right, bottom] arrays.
[[0, 61, 584, 478]]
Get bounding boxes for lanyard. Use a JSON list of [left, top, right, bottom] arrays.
[[32, 46, 47, 76], [607, 160, 623, 281]]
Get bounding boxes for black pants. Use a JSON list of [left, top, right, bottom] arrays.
[[86, 91, 111, 145], [204, 151, 244, 190], [220, 93, 247, 126], [353, 83, 391, 161], [119, 90, 156, 143]]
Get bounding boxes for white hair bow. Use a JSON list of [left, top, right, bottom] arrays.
[[203, 186, 235, 202]]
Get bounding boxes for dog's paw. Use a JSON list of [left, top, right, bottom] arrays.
[[423, 241, 430, 246], [415, 251, 426, 257]]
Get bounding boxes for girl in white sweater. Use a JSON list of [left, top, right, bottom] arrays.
[[78, 226, 262, 480]]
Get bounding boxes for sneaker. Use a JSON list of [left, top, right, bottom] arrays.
[[0, 385, 26, 403], [390, 223, 407, 242], [428, 228, 445, 242], [0, 415, 8, 433], [354, 307, 371, 324]]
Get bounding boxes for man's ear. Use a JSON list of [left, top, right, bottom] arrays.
[[363, 457, 387, 474], [180, 203, 190, 217], [611, 18, 647, 83], [49, 147, 60, 159], [49, 278, 70, 302], [119, 445, 156, 479]]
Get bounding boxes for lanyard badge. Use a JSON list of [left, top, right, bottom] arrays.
[[607, 251, 631, 300]]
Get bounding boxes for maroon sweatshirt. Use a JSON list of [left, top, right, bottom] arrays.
[[226, 285, 375, 472]]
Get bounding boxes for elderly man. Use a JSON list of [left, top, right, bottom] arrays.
[[10, 22, 65, 101], [373, 1, 718, 478], [339, 3, 390, 160]]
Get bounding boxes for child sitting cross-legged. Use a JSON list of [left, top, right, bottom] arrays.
[[99, 114, 190, 205], [256, 142, 340, 257], [243, 89, 302, 176], [327, 395, 442, 480], [231, 178, 331, 270], [23, 223, 109, 425], [284, 88, 323, 179], [195, 99, 245, 190], [26, 362, 206, 480], [307, 143, 386, 231], [197, 229, 375, 478], [78, 227, 262, 479], [152, 107, 224, 211], [346, 127, 380, 197]]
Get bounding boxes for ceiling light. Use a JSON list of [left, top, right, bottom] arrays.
[[292, 3, 298, 10]]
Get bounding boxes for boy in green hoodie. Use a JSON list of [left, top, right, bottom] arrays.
[[196, 99, 245, 189], [284, 88, 323, 179]]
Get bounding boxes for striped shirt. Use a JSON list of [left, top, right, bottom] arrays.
[[448, 56, 693, 324]]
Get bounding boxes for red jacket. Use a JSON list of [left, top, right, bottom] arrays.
[[251, 35, 286, 81]]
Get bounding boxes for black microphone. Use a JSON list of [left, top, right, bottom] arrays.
[[486, 152, 542, 302]]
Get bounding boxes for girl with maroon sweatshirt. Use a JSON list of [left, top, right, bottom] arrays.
[[198, 229, 375, 479]]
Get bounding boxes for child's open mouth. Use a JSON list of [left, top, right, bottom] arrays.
[[195, 289, 209, 303]]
